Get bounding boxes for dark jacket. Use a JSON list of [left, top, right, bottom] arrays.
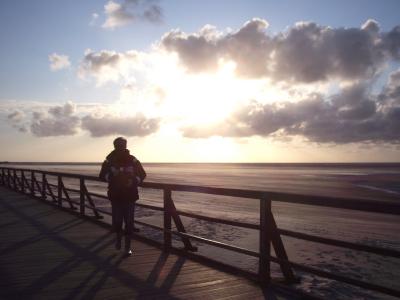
[[99, 149, 146, 202]]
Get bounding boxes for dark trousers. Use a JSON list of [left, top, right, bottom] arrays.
[[111, 200, 135, 235]]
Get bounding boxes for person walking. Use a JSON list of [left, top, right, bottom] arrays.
[[99, 137, 146, 256]]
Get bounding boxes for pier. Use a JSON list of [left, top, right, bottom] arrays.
[[0, 167, 400, 299]]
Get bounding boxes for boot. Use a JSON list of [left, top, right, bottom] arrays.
[[124, 235, 132, 256], [115, 232, 122, 250]]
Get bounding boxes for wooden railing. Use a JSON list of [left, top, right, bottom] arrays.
[[1, 166, 400, 298]]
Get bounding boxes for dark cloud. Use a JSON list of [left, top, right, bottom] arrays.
[[80, 50, 121, 73], [161, 19, 400, 83], [383, 25, 400, 59], [162, 18, 272, 76], [142, 4, 163, 23], [219, 19, 272, 77], [5, 102, 160, 138], [272, 21, 386, 82], [103, 0, 163, 29], [161, 27, 221, 72], [81, 114, 160, 137], [48, 101, 75, 117], [182, 74, 400, 144], [30, 102, 81, 137], [379, 69, 400, 106]]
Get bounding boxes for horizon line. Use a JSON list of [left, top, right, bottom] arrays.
[[1, 161, 400, 165]]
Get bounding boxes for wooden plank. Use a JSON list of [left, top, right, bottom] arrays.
[[0, 188, 299, 300], [2, 171, 399, 300]]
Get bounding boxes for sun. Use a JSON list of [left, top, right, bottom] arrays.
[[154, 60, 275, 126], [164, 69, 238, 124]]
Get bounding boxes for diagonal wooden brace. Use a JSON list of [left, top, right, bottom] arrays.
[[167, 193, 197, 252], [44, 177, 58, 202], [268, 211, 297, 283], [59, 180, 77, 210], [82, 184, 103, 219]]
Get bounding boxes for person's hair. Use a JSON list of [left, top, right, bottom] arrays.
[[113, 137, 127, 150]]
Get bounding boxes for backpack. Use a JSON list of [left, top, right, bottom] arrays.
[[108, 154, 137, 189]]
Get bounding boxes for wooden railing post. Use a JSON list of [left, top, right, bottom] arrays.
[[13, 169, 17, 191], [7, 169, 10, 188], [259, 194, 271, 284], [57, 176, 62, 206], [80, 177, 85, 215], [31, 171, 35, 197], [41, 173, 46, 200], [21, 170, 25, 194], [1, 168, 4, 186], [163, 188, 172, 251]]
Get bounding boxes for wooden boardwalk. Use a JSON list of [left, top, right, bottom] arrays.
[[0, 187, 299, 300]]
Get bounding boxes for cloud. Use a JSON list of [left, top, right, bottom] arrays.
[[379, 69, 400, 108], [6, 110, 27, 133], [383, 25, 400, 59], [7, 110, 25, 122], [81, 114, 160, 137], [49, 53, 71, 71], [30, 102, 81, 137], [78, 49, 140, 85], [161, 18, 272, 76], [90, 13, 99, 26], [182, 72, 400, 144], [50, 18, 400, 145], [102, 0, 163, 29], [161, 19, 400, 82], [271, 20, 385, 82], [80, 18, 400, 85], [3, 101, 161, 138]]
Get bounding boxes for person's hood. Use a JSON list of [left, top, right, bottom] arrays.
[[106, 149, 130, 160]]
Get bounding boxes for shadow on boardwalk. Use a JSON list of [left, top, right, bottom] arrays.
[[0, 187, 292, 299]]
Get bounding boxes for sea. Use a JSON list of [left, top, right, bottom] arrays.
[[3, 162, 400, 299]]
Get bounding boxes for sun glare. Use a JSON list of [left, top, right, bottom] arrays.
[[190, 136, 239, 162], [110, 53, 292, 133], [154, 59, 287, 127]]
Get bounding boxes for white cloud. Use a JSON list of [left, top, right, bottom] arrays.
[[49, 53, 71, 71], [90, 13, 99, 26], [78, 49, 141, 85]]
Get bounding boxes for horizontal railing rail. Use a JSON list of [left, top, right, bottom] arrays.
[[1, 166, 399, 298], [1, 167, 400, 215]]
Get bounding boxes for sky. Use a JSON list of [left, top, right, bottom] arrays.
[[1, 0, 400, 162]]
